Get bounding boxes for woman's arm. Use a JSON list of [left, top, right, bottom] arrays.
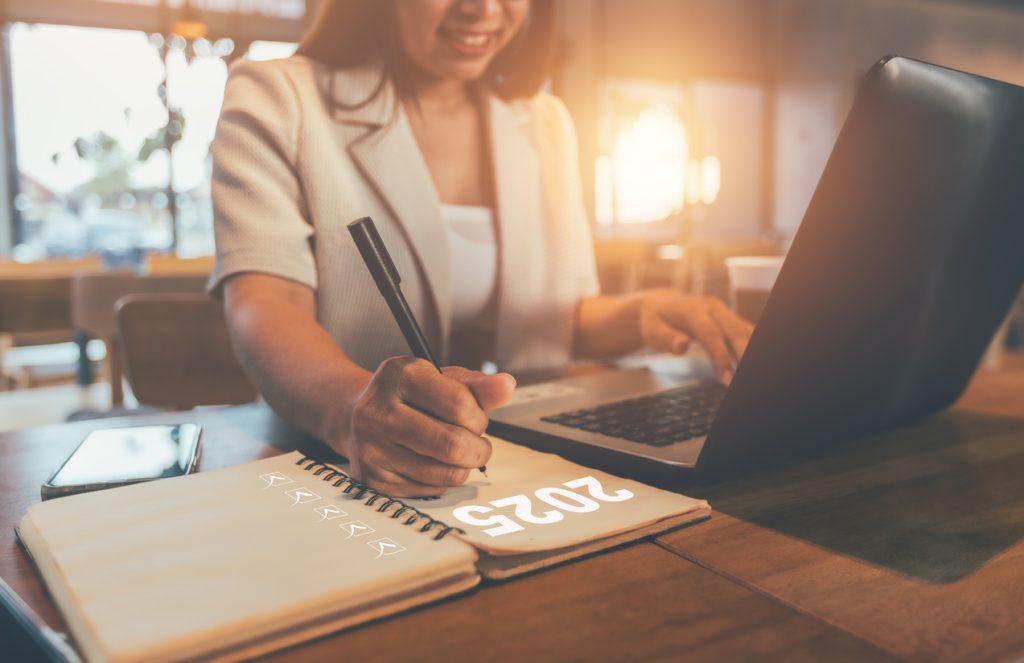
[[222, 273, 369, 442], [222, 273, 515, 497], [535, 98, 753, 378], [576, 290, 755, 384]]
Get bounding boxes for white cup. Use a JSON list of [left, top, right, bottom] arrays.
[[724, 256, 786, 324]]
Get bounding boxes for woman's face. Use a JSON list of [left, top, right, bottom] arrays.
[[393, 0, 530, 85]]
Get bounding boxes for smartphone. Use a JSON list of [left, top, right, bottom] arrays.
[[41, 424, 202, 500]]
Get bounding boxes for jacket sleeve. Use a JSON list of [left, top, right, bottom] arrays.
[[208, 59, 317, 295]]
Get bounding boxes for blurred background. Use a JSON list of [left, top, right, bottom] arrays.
[[0, 0, 1022, 422]]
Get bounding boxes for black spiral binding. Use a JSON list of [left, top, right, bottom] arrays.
[[295, 456, 465, 540]]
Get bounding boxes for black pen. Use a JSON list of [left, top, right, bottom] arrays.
[[348, 217, 488, 476]]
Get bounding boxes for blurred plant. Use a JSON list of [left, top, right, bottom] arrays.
[[138, 107, 186, 162], [67, 132, 131, 200], [57, 108, 185, 203], [46, 13, 228, 249]]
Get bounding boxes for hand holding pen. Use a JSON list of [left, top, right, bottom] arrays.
[[345, 217, 516, 497]]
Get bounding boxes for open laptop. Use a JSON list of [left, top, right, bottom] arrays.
[[489, 56, 1024, 483]]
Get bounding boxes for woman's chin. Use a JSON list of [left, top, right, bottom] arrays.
[[431, 60, 493, 83]]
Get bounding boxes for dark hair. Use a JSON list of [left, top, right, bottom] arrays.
[[297, 0, 556, 105]]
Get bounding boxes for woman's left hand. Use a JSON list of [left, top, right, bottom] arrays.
[[634, 289, 754, 384]]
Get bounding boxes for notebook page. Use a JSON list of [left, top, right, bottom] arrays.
[[410, 437, 709, 555], [20, 452, 477, 663]]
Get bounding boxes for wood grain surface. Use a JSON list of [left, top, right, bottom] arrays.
[[272, 543, 894, 663], [660, 359, 1024, 661], [0, 406, 890, 661]]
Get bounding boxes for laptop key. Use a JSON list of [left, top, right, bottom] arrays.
[[539, 381, 724, 446]]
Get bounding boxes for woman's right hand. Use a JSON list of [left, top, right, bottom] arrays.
[[331, 357, 517, 497]]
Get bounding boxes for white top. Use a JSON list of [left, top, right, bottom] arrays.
[[441, 203, 497, 327]]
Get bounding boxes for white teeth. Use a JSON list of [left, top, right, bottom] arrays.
[[452, 33, 490, 46]]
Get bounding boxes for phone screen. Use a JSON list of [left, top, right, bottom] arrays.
[[47, 424, 201, 489]]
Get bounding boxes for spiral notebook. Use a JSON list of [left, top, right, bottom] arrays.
[[18, 437, 709, 662]]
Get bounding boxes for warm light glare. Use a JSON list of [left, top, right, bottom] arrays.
[[171, 20, 209, 40], [685, 157, 701, 206], [700, 156, 721, 205], [610, 105, 687, 224], [656, 244, 685, 261], [595, 155, 614, 226], [685, 156, 721, 206]]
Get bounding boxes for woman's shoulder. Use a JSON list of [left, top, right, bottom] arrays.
[[511, 92, 572, 127], [224, 54, 323, 91], [506, 92, 578, 151], [224, 56, 361, 124], [227, 56, 390, 116]]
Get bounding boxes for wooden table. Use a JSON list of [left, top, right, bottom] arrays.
[[3, 358, 1023, 661], [659, 357, 1024, 662]]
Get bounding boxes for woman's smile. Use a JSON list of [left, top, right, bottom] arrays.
[[438, 27, 501, 59], [391, 0, 529, 82]]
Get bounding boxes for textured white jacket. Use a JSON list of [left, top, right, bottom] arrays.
[[210, 55, 599, 372]]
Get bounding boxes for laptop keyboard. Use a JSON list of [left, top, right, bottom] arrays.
[[540, 381, 726, 448]]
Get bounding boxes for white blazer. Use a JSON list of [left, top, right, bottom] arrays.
[[210, 56, 600, 372]]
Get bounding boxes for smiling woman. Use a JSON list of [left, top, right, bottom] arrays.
[[210, 0, 753, 497], [297, 0, 553, 102]]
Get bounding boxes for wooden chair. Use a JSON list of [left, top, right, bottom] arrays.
[[0, 275, 77, 389], [0, 275, 74, 336], [0, 258, 104, 388], [116, 293, 258, 410], [71, 272, 209, 406]]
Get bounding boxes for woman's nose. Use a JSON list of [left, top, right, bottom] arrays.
[[457, 0, 503, 20]]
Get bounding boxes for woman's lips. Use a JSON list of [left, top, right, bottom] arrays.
[[439, 27, 499, 58]]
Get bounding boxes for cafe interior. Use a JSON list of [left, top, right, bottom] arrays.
[[2, 0, 1024, 661], [0, 0, 1022, 424]]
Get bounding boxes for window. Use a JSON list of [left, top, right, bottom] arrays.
[[100, 0, 306, 20], [8, 22, 297, 261], [594, 78, 765, 240], [11, 24, 173, 260]]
